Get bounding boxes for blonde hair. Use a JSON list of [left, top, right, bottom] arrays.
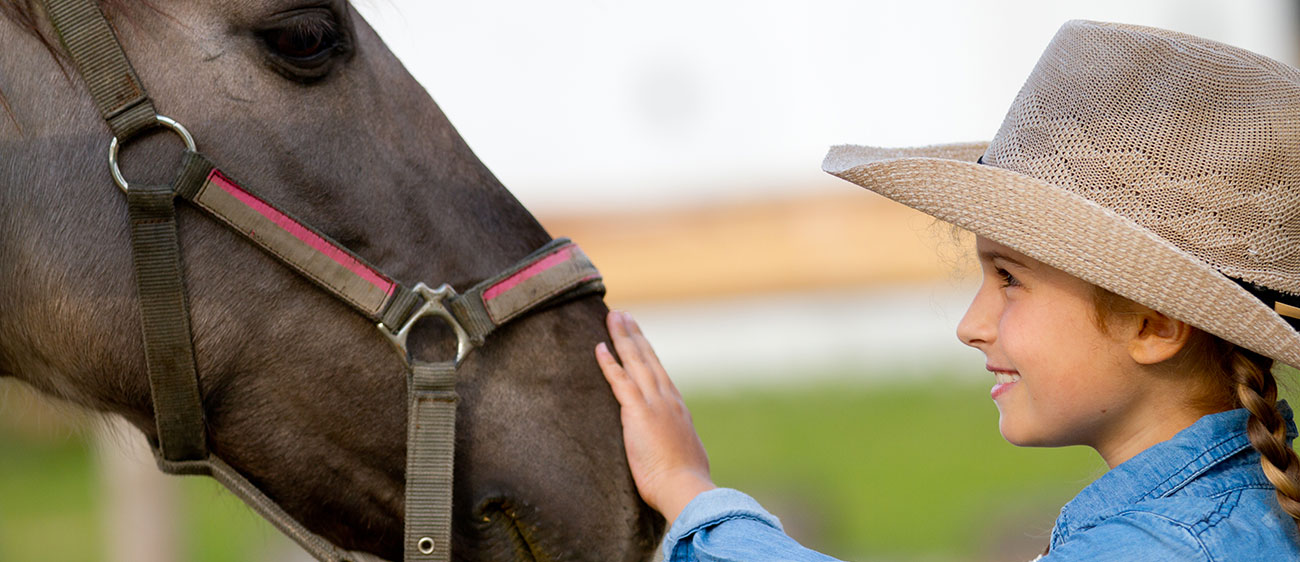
[[1092, 287, 1300, 533]]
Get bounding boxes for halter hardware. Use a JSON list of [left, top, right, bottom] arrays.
[[380, 283, 473, 366], [108, 115, 196, 192]]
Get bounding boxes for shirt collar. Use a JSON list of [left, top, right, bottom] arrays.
[[1052, 401, 1296, 545]]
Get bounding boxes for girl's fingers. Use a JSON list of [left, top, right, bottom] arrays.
[[595, 342, 643, 405], [595, 311, 716, 519], [605, 310, 639, 363], [606, 311, 662, 395], [622, 312, 674, 390]]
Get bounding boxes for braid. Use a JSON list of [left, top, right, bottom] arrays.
[[1088, 286, 1300, 535], [1229, 349, 1300, 530]]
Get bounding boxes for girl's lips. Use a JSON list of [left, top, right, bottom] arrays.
[[990, 381, 1016, 400], [989, 368, 1020, 400]]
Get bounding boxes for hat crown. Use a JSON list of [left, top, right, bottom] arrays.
[[984, 20, 1300, 294]]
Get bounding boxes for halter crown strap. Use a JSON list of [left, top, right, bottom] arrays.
[[42, 0, 156, 139]]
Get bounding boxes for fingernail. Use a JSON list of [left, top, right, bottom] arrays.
[[596, 342, 608, 354]]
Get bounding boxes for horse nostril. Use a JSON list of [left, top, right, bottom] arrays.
[[472, 497, 542, 561]]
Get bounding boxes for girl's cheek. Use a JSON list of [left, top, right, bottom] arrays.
[[998, 314, 1037, 368], [997, 311, 1021, 348]]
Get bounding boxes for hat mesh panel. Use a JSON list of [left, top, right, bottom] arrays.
[[982, 21, 1300, 295]]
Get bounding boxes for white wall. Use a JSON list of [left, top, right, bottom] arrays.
[[357, 0, 1298, 213], [354, 1, 1299, 384]]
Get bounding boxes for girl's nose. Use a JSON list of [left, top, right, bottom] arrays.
[[957, 284, 998, 349]]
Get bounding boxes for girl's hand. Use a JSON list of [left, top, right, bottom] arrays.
[[595, 310, 716, 524]]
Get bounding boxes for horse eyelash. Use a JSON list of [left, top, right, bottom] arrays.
[[257, 8, 352, 82], [260, 8, 350, 58], [291, 15, 339, 45], [279, 17, 342, 56]]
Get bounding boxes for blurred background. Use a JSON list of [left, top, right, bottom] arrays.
[[5, 1, 1300, 560]]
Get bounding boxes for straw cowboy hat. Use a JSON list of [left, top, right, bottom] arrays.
[[823, 20, 1300, 368]]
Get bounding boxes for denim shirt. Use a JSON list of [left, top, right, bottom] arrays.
[[663, 402, 1299, 561]]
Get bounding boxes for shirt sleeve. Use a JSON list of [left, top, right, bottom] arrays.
[[1042, 512, 1209, 562], [662, 488, 843, 562]]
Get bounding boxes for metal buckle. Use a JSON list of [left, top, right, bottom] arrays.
[[108, 115, 197, 192], [378, 282, 473, 366]]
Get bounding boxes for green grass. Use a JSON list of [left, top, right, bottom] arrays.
[[1, 373, 1297, 562], [689, 379, 1103, 561], [689, 367, 1300, 561], [0, 433, 102, 562], [0, 425, 286, 562]]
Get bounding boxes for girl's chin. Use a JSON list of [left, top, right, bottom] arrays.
[[996, 414, 1038, 447]]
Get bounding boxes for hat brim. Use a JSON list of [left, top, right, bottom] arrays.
[[823, 143, 1300, 368]]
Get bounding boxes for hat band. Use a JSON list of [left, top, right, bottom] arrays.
[[1233, 278, 1300, 332]]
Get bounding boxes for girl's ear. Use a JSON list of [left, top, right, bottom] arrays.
[[1127, 308, 1194, 365]]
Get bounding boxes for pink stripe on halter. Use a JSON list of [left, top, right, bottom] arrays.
[[484, 245, 574, 302], [207, 170, 395, 296]]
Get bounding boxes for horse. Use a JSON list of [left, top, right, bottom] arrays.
[[0, 1, 663, 560]]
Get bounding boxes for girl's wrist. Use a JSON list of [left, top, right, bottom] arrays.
[[656, 473, 718, 524]]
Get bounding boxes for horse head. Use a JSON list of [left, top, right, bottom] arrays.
[[0, 1, 662, 559]]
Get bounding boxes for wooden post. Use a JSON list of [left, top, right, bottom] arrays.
[[95, 415, 183, 562]]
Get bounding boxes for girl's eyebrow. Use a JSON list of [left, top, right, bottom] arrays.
[[978, 250, 1029, 269]]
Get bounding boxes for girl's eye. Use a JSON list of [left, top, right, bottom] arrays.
[[995, 267, 1022, 289]]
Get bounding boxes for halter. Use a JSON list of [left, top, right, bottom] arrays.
[[39, 1, 606, 560]]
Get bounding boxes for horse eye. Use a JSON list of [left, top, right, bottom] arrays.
[[270, 26, 334, 60], [258, 9, 349, 80]]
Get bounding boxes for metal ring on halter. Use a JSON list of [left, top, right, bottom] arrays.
[[379, 282, 474, 366], [107, 115, 197, 192]]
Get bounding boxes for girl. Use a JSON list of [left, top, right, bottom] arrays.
[[594, 20, 1300, 561]]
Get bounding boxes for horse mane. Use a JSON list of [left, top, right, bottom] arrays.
[[0, 0, 45, 40], [0, 0, 63, 134]]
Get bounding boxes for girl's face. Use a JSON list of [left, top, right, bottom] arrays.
[[957, 237, 1196, 466]]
